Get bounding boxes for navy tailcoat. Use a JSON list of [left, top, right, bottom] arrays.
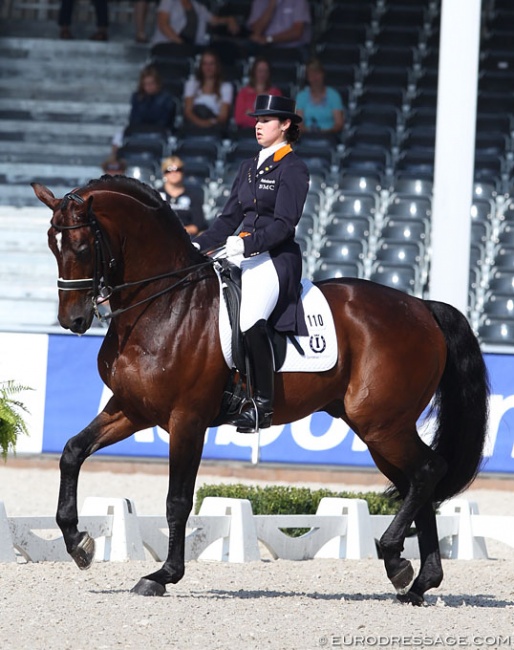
[[194, 145, 310, 335]]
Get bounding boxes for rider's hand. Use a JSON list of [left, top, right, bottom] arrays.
[[226, 236, 245, 257]]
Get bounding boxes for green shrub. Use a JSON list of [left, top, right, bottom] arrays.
[[195, 483, 401, 516]]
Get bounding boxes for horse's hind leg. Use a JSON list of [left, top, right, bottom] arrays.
[[397, 503, 443, 605], [368, 436, 447, 604], [56, 401, 138, 569]]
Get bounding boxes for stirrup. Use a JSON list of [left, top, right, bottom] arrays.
[[236, 398, 260, 434], [235, 398, 273, 434], [225, 397, 273, 433]]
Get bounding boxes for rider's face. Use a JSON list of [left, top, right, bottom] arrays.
[[255, 116, 290, 148]]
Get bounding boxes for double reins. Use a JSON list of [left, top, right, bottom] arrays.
[[100, 261, 215, 320], [51, 191, 216, 321]]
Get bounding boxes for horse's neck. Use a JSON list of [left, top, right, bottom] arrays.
[[110, 254, 218, 338], [102, 194, 193, 279], [91, 188, 217, 334]]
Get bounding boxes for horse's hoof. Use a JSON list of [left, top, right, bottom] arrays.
[[397, 590, 425, 606], [131, 577, 166, 597], [390, 561, 415, 594], [70, 532, 95, 570]]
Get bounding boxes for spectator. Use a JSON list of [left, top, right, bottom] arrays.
[[182, 49, 233, 135], [151, 0, 239, 48], [234, 57, 282, 129], [159, 156, 207, 235], [101, 158, 127, 175], [296, 59, 345, 136], [58, 0, 108, 40], [247, 0, 311, 53], [111, 65, 176, 159], [134, 0, 157, 43]]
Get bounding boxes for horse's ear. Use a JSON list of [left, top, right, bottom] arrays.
[[31, 183, 60, 210]]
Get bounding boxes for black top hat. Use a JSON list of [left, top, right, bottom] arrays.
[[248, 94, 302, 123]]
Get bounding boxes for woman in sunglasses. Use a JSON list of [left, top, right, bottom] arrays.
[[160, 156, 207, 236]]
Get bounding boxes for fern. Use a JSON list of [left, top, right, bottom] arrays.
[[0, 381, 31, 460]]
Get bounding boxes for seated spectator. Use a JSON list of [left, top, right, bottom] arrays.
[[182, 49, 233, 135], [58, 0, 108, 40], [111, 65, 176, 158], [151, 0, 239, 48], [234, 57, 282, 129], [296, 59, 345, 136], [247, 0, 311, 55], [160, 156, 207, 235], [101, 158, 127, 176]]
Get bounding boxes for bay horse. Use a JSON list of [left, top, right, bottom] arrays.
[[32, 176, 489, 605]]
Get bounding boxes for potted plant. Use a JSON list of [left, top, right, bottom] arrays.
[[0, 381, 31, 460]]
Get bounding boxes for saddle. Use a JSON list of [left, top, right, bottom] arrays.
[[211, 259, 303, 426]]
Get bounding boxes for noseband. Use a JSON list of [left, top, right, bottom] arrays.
[[50, 190, 214, 321], [50, 191, 117, 301]]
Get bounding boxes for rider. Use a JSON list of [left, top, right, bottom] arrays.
[[193, 94, 310, 433]]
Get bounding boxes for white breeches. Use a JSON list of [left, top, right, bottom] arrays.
[[230, 251, 280, 332]]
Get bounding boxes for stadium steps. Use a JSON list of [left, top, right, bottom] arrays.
[[0, 35, 147, 207]]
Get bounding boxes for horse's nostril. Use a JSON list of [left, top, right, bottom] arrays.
[[71, 317, 86, 334]]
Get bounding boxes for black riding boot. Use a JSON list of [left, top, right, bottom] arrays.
[[230, 319, 274, 434]]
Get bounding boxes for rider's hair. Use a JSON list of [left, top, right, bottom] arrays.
[[282, 121, 300, 145]]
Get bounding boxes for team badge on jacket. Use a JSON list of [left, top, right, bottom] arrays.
[[258, 178, 276, 191]]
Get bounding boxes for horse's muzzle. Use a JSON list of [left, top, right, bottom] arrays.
[[68, 316, 93, 334]]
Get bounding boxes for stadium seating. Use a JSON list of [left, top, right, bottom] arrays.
[[6, 0, 514, 340]]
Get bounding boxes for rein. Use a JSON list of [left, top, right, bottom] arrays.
[[51, 191, 216, 321], [101, 260, 215, 320]]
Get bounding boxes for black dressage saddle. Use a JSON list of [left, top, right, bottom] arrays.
[[211, 259, 304, 426]]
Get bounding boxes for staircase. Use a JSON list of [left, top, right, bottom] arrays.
[[0, 34, 148, 206], [0, 13, 149, 329]]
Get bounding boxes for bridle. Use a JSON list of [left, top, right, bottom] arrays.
[[51, 192, 117, 298], [50, 191, 215, 321]]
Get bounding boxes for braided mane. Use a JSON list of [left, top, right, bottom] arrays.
[[85, 174, 166, 211]]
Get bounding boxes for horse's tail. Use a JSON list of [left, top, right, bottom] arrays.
[[424, 300, 490, 502]]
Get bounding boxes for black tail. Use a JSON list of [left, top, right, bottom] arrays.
[[425, 300, 490, 502]]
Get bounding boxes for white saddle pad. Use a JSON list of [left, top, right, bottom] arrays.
[[216, 269, 338, 373]]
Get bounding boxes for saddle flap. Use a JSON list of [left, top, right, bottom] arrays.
[[219, 260, 245, 372], [215, 268, 338, 374]]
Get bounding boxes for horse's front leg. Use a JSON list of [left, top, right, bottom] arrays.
[[131, 414, 206, 596], [56, 399, 140, 569]]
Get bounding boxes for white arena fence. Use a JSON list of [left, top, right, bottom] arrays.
[[2, 496, 510, 565]]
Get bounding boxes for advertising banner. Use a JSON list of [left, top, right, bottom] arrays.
[[2, 331, 514, 472], [36, 333, 514, 473]]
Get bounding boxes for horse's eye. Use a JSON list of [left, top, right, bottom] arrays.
[[76, 242, 91, 258]]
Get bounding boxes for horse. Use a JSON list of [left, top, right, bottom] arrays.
[[32, 175, 489, 605]]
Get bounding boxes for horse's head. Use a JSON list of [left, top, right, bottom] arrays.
[[32, 183, 100, 334], [33, 176, 207, 334]]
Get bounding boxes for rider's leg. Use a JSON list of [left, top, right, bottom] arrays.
[[231, 253, 279, 432], [234, 319, 275, 432]]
